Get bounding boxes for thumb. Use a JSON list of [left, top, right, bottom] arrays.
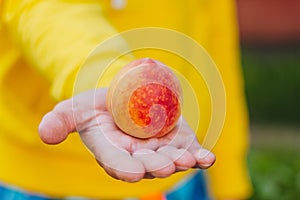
[[38, 100, 76, 144]]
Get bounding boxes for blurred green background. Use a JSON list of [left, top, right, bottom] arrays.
[[237, 0, 300, 199], [242, 46, 300, 200]]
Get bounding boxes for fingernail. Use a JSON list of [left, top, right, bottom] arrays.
[[195, 149, 216, 168], [200, 163, 213, 168], [197, 149, 212, 159]]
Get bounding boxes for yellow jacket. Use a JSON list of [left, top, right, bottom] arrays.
[[0, 0, 252, 199]]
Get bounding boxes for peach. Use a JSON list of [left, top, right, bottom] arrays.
[[106, 58, 182, 138]]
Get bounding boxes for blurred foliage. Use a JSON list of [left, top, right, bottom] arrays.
[[241, 46, 300, 124], [241, 46, 300, 199], [247, 147, 300, 200]]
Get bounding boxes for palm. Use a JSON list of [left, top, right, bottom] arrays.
[[39, 88, 215, 182]]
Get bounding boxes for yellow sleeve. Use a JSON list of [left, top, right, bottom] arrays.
[[203, 1, 253, 199], [1, 0, 131, 100]]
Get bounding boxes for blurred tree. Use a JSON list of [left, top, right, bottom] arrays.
[[241, 47, 300, 124]]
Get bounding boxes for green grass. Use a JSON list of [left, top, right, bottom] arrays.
[[248, 147, 300, 200], [246, 124, 300, 200]]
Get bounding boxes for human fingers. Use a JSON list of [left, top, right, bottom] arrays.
[[38, 99, 75, 144], [96, 151, 146, 182], [192, 148, 216, 169], [38, 88, 107, 144], [132, 149, 176, 178], [187, 141, 216, 169], [164, 119, 216, 169], [80, 129, 145, 182], [157, 145, 196, 171]]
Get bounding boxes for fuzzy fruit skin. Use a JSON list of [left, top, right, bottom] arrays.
[[106, 58, 182, 138]]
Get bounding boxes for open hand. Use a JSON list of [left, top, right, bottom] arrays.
[[38, 88, 215, 182]]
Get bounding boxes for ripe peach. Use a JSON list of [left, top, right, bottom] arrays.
[[106, 58, 182, 138]]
